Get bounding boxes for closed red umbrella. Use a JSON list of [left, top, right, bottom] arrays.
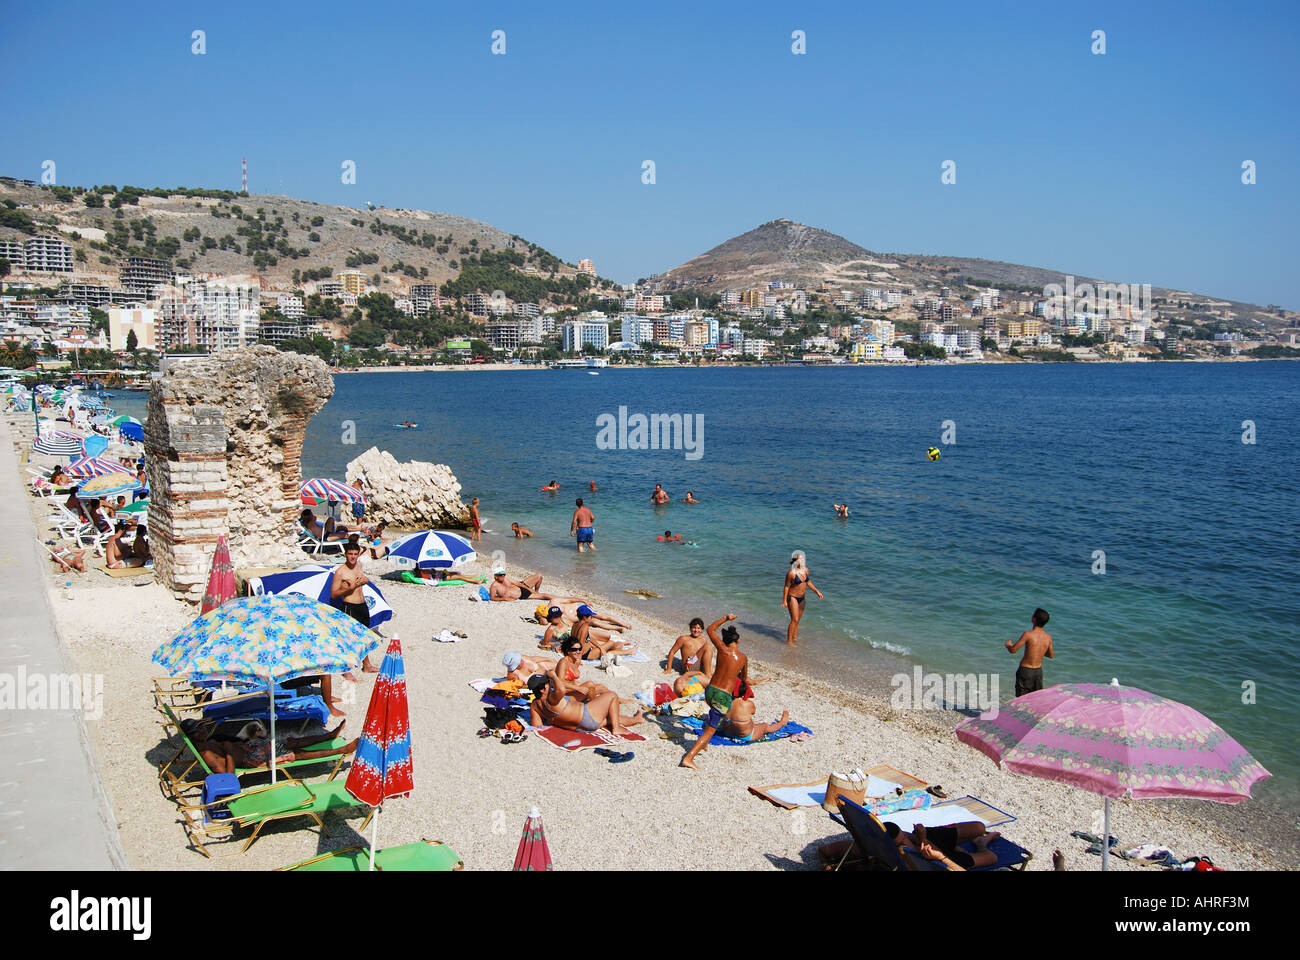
[[512, 806, 553, 871], [200, 535, 237, 615]]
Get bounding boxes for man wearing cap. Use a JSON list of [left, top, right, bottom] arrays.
[[502, 651, 557, 685], [488, 566, 552, 602], [572, 604, 639, 658]]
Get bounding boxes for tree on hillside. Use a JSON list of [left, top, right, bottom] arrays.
[[89, 308, 109, 335], [83, 191, 104, 208]]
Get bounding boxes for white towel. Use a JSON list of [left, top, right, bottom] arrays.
[[433, 629, 462, 643], [866, 774, 901, 797], [881, 806, 991, 831], [616, 650, 651, 663]]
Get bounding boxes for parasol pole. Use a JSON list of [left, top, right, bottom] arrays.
[[1102, 796, 1110, 872], [368, 805, 380, 871], [269, 680, 278, 785]]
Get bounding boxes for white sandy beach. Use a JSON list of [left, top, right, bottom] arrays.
[[13, 449, 1289, 872]]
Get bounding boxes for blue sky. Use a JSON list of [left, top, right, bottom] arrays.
[[3, 1, 1297, 306]]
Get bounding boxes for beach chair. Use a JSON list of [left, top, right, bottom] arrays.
[[279, 840, 464, 872], [178, 778, 373, 858], [156, 703, 350, 798], [298, 526, 344, 556], [829, 797, 1032, 872]]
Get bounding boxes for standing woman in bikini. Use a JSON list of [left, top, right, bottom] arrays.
[[783, 550, 823, 646]]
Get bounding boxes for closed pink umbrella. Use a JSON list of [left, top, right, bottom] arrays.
[[200, 535, 237, 616], [955, 680, 1270, 869], [513, 806, 553, 871]]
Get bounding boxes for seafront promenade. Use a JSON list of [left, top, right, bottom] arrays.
[[0, 417, 125, 869]]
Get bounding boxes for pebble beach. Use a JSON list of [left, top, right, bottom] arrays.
[[12, 429, 1293, 872]]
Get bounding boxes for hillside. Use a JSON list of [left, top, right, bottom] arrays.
[[0, 181, 609, 299], [657, 219, 1295, 332]]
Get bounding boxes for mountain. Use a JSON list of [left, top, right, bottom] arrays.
[[657, 219, 1293, 331]]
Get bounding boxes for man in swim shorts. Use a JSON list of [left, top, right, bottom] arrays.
[[489, 566, 550, 601], [650, 483, 670, 504], [1006, 607, 1053, 697], [663, 617, 714, 677], [681, 614, 748, 770], [884, 821, 1002, 870], [570, 498, 595, 553]]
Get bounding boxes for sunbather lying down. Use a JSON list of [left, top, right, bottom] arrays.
[[884, 821, 1002, 871], [179, 719, 357, 773], [526, 672, 644, 737]]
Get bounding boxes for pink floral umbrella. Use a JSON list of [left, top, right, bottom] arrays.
[[955, 680, 1270, 869]]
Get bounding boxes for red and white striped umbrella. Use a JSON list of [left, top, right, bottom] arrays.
[[66, 456, 134, 479], [300, 477, 365, 505]]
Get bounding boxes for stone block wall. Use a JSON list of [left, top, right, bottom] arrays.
[[145, 346, 334, 602]]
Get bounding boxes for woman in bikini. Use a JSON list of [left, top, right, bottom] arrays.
[[782, 550, 823, 646], [526, 669, 642, 736]]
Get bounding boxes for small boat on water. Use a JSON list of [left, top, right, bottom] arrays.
[[587, 371, 599, 376], [394, 422, 420, 429]]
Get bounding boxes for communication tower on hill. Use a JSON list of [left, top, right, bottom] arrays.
[[241, 157, 247, 194]]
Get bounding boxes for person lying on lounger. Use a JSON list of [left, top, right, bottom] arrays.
[[48, 543, 88, 573], [526, 671, 643, 736], [883, 821, 1002, 871], [300, 509, 349, 541], [180, 718, 358, 774]]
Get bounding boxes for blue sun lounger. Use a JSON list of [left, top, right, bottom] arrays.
[[830, 796, 1032, 871]]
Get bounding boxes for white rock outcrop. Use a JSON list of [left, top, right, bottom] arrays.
[[346, 446, 468, 529]]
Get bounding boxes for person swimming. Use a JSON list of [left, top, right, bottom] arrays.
[[657, 530, 682, 543]]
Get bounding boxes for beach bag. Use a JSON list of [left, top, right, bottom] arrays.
[[822, 769, 868, 813], [653, 683, 676, 706]]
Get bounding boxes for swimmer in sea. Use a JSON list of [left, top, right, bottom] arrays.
[[650, 483, 670, 505], [657, 530, 683, 543], [589, 480, 597, 492], [833, 503, 850, 519], [511, 522, 534, 538], [682, 491, 700, 503], [541, 480, 560, 492]]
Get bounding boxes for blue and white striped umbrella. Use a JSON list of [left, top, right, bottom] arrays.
[[247, 563, 393, 627], [33, 434, 83, 456], [386, 530, 476, 570], [76, 395, 106, 410]]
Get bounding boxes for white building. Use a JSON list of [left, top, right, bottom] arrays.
[[277, 295, 304, 319], [560, 319, 609, 352], [621, 316, 656, 344], [22, 236, 74, 273]]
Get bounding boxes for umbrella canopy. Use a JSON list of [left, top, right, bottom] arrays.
[[386, 530, 476, 570], [954, 682, 1270, 802], [118, 499, 149, 514], [66, 456, 133, 479], [77, 472, 139, 499], [82, 435, 110, 458], [200, 535, 237, 616], [151, 593, 381, 685], [110, 415, 141, 427], [954, 681, 1271, 870], [33, 435, 84, 456], [512, 807, 554, 871], [301, 478, 365, 505], [249, 564, 393, 627], [119, 422, 144, 443], [39, 428, 84, 441]]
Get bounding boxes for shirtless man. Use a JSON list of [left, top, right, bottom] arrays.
[[105, 523, 145, 569], [681, 614, 747, 770], [716, 688, 789, 744], [663, 618, 715, 677], [527, 670, 643, 736], [570, 498, 595, 553], [488, 566, 549, 602], [511, 522, 534, 538], [468, 497, 482, 544], [180, 718, 357, 775], [330, 542, 379, 698], [501, 651, 558, 685], [650, 483, 670, 505], [1006, 607, 1054, 697], [884, 821, 1002, 871], [538, 601, 629, 632]]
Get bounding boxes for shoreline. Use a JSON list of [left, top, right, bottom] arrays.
[[7, 414, 1294, 871]]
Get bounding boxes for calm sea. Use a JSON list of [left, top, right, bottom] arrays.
[[113, 362, 1300, 798]]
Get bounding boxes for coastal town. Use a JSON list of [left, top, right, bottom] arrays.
[[2, 179, 1297, 375]]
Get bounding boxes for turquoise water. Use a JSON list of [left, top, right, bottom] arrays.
[[116, 362, 1300, 796]]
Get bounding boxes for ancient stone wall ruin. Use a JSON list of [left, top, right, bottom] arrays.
[[144, 347, 334, 601]]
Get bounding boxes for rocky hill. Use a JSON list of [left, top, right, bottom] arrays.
[[658, 219, 1294, 331], [0, 180, 603, 297]]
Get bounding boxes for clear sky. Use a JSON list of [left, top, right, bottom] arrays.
[[3, 1, 1297, 306]]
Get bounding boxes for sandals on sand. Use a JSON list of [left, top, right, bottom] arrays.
[[926, 785, 948, 799], [500, 731, 527, 745], [594, 748, 634, 763]]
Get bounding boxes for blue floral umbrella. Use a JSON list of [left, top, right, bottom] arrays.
[[151, 594, 381, 781]]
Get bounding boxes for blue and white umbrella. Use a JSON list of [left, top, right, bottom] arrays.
[[386, 530, 476, 570], [247, 563, 393, 627], [33, 434, 84, 456]]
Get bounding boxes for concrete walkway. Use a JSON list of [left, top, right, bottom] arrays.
[[0, 416, 125, 869]]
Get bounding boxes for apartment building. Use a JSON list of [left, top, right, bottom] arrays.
[[336, 271, 367, 296], [560, 318, 609, 352], [107, 306, 157, 351], [276, 295, 305, 319], [577, 259, 596, 276], [21, 236, 74, 273], [121, 257, 174, 297], [486, 319, 523, 351]]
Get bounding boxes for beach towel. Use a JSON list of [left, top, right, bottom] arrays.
[[749, 765, 929, 809], [467, 678, 495, 693], [677, 716, 811, 745], [397, 571, 481, 586], [534, 726, 647, 752], [867, 789, 932, 818], [99, 564, 153, 578], [614, 650, 651, 663]]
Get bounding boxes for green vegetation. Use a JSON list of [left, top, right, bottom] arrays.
[[901, 341, 947, 361], [1245, 344, 1300, 359]]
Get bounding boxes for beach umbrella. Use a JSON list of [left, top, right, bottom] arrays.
[[151, 593, 381, 783], [248, 563, 394, 628], [119, 422, 144, 443], [33, 434, 84, 457], [39, 428, 84, 441], [110, 415, 141, 427], [512, 806, 554, 871], [345, 636, 413, 870], [66, 456, 133, 479], [200, 535, 237, 616], [386, 530, 476, 570], [301, 478, 365, 506], [82, 435, 109, 458], [118, 499, 149, 515], [77, 472, 139, 500], [954, 680, 1271, 870]]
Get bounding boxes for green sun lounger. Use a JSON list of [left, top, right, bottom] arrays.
[[279, 840, 464, 872], [157, 702, 349, 797], [179, 778, 374, 858]]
